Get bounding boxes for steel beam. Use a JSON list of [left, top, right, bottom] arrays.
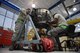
[[48, 0, 65, 10], [66, 10, 80, 19], [60, 0, 70, 18], [0, 0, 20, 11], [66, 1, 80, 8]]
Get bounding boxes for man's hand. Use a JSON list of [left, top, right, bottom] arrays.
[[51, 24, 57, 27], [46, 21, 51, 26]]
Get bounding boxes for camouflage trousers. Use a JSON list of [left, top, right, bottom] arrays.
[[47, 25, 67, 37], [12, 22, 25, 41]]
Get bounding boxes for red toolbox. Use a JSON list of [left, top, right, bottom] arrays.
[[0, 29, 4, 46], [0, 28, 13, 46]]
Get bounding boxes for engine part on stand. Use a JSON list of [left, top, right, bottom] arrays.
[[9, 14, 40, 51], [41, 37, 54, 52], [32, 37, 54, 52], [9, 8, 62, 52]]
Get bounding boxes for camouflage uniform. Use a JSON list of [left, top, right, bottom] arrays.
[[12, 12, 26, 41], [12, 8, 31, 41]]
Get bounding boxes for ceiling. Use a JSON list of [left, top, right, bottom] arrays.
[[51, 0, 80, 19], [8, 0, 80, 19], [8, 0, 59, 9]]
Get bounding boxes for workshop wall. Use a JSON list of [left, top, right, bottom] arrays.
[[0, 3, 19, 31]]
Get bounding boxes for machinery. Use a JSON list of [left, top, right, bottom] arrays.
[[9, 8, 55, 52], [9, 8, 80, 52], [59, 24, 80, 51]]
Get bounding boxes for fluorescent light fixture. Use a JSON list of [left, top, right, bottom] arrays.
[[32, 4, 36, 8], [69, 11, 72, 15], [77, 25, 80, 27], [73, 8, 77, 11]]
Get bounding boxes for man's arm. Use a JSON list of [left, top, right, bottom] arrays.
[[50, 18, 58, 24], [46, 17, 58, 27]]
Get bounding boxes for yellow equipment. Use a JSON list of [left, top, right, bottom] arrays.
[[67, 18, 80, 24], [27, 28, 35, 41]]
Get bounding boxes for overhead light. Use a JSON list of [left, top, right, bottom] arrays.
[[73, 0, 76, 2], [32, 4, 36, 8], [73, 8, 77, 11]]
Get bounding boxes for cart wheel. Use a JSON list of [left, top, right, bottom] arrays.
[[1, 45, 5, 48], [15, 44, 23, 50], [37, 44, 44, 52], [9, 46, 14, 51], [9, 44, 17, 51], [9, 44, 21, 51], [32, 44, 44, 52], [9, 41, 16, 51]]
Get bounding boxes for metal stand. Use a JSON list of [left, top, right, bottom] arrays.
[[9, 14, 40, 50]]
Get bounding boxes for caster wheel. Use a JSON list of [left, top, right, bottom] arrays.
[[9, 44, 21, 50], [9, 46, 14, 51], [14, 44, 22, 50], [37, 44, 44, 52], [2, 45, 5, 48], [32, 44, 44, 52]]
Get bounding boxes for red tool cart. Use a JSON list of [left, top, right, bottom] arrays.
[[0, 28, 13, 47]]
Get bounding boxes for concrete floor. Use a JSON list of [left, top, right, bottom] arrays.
[[0, 48, 79, 53]]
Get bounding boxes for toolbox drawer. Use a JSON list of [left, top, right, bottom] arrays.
[[0, 29, 13, 46]]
